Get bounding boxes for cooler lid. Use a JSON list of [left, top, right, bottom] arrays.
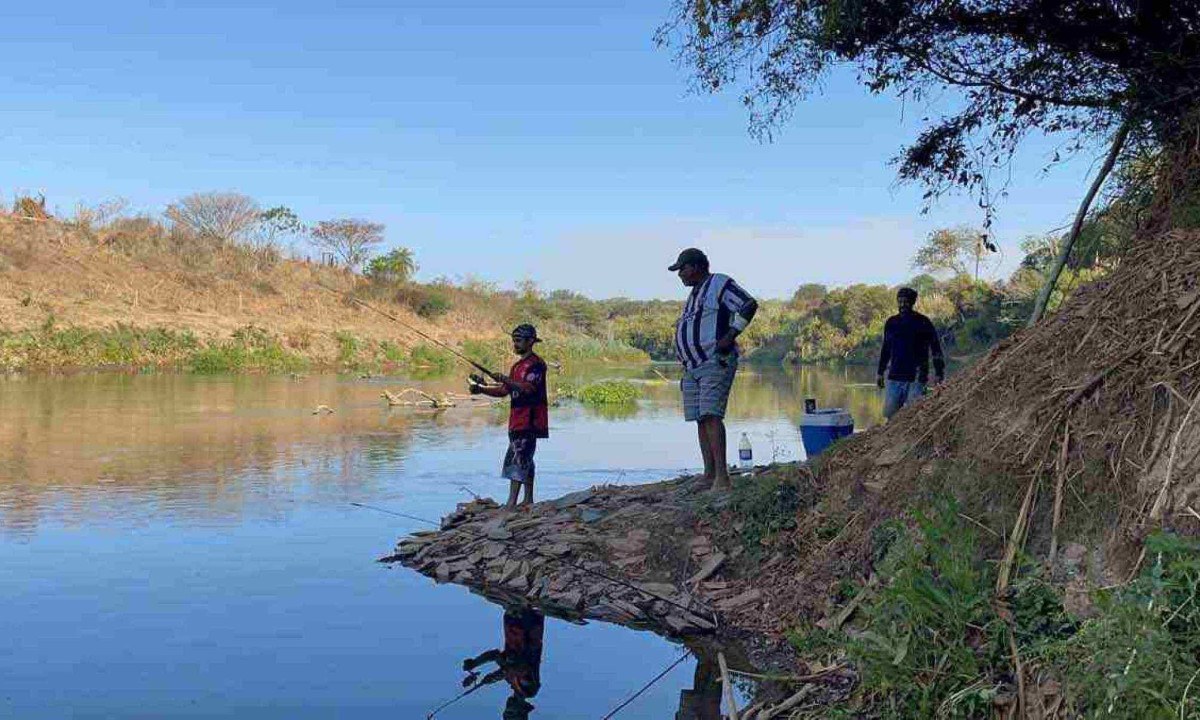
[[799, 409, 853, 427]]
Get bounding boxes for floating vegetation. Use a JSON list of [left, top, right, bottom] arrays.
[[577, 380, 640, 405]]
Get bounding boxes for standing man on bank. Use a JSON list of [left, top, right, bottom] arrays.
[[469, 324, 549, 509], [876, 287, 945, 419], [670, 248, 758, 492]]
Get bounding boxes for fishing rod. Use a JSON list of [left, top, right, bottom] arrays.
[[599, 650, 693, 719], [312, 281, 503, 382], [353, 502, 718, 628]]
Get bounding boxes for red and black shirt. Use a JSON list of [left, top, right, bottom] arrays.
[[508, 353, 549, 438]]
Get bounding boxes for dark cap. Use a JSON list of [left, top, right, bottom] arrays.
[[511, 323, 541, 342], [668, 248, 708, 272]]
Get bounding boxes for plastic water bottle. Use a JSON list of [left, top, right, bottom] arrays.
[[738, 433, 753, 469]]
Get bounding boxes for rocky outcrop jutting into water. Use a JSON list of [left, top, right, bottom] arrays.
[[383, 476, 774, 638]]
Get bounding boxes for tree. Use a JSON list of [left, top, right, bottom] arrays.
[[253, 206, 304, 252], [659, 2, 1200, 207], [165, 192, 260, 245], [308, 219, 385, 271], [790, 283, 828, 310], [913, 227, 994, 280], [365, 247, 418, 284]]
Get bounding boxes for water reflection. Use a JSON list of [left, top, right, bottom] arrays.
[[1, 364, 886, 717], [458, 606, 545, 719], [0, 365, 883, 536], [674, 650, 722, 719]]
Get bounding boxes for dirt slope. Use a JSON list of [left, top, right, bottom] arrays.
[[0, 215, 510, 362]]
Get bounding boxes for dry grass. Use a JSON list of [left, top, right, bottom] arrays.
[[0, 215, 508, 366]]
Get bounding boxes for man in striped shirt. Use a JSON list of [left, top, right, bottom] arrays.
[[669, 248, 758, 492]]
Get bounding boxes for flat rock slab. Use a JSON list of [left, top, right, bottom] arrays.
[[687, 552, 727, 585]]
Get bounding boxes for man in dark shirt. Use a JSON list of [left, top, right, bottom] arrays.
[[876, 287, 945, 419], [469, 324, 549, 508]]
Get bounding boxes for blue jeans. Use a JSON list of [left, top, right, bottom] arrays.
[[883, 380, 926, 419]]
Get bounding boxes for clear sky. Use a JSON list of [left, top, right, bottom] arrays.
[[1, 1, 1106, 299]]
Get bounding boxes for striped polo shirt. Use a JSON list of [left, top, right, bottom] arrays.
[[674, 273, 756, 370]]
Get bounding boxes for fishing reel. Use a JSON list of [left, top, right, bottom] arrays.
[[467, 373, 486, 392]]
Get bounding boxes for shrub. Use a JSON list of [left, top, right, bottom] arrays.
[[394, 285, 452, 319]]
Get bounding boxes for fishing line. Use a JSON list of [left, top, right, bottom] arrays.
[[598, 650, 692, 719], [425, 677, 487, 719], [349, 501, 439, 527], [352, 502, 717, 627], [311, 281, 502, 380]]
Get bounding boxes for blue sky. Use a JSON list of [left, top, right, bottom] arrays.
[[1, 1, 1105, 299]]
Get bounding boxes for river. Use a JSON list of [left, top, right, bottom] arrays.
[[1, 363, 882, 719]]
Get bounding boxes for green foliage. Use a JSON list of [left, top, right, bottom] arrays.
[[793, 284, 895, 362], [365, 247, 418, 285], [785, 494, 1200, 719], [0, 323, 205, 372], [576, 380, 640, 405], [848, 500, 1007, 719], [394, 284, 452, 319], [1038, 533, 1200, 718], [662, 0, 1197, 213], [912, 226, 992, 279], [789, 282, 828, 310], [540, 337, 646, 364], [333, 330, 360, 365], [726, 471, 813, 558], [407, 344, 453, 374], [189, 326, 307, 374], [461, 338, 509, 372]]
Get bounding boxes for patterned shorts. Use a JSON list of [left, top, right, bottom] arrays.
[[681, 356, 738, 422], [502, 434, 538, 484]]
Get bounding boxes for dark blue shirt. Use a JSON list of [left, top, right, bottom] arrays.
[[878, 311, 945, 383]]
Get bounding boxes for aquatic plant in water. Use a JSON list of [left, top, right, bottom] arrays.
[[577, 380, 640, 405]]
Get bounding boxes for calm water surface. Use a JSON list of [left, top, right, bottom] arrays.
[[1, 364, 882, 718]]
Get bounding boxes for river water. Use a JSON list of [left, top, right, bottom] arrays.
[[1, 363, 882, 719]]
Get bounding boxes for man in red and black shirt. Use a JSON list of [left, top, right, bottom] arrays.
[[469, 324, 549, 509]]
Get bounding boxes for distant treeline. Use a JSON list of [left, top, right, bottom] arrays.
[[497, 216, 1125, 365], [4, 189, 1131, 370]]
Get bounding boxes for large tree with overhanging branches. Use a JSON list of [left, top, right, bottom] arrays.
[[658, 1, 1200, 321]]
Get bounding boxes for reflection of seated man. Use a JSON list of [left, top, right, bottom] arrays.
[[461, 607, 545, 719]]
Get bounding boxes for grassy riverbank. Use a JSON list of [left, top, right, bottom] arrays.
[[0, 321, 645, 374], [0, 215, 646, 374]]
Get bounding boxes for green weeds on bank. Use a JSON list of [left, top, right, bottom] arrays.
[[0, 318, 654, 375], [0, 320, 201, 372], [785, 498, 1200, 718], [728, 471, 813, 559], [189, 325, 308, 373]]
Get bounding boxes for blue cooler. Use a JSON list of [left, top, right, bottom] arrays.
[[800, 408, 854, 457]]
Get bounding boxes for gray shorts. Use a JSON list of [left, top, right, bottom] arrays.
[[681, 356, 738, 422]]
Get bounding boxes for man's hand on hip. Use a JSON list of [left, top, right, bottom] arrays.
[[715, 332, 737, 355]]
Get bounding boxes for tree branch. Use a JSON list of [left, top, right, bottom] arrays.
[[1028, 117, 1132, 326]]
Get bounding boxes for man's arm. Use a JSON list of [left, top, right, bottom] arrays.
[[471, 383, 510, 398], [463, 649, 503, 671], [472, 372, 535, 396], [716, 280, 758, 353], [876, 318, 893, 388], [927, 318, 946, 382]]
